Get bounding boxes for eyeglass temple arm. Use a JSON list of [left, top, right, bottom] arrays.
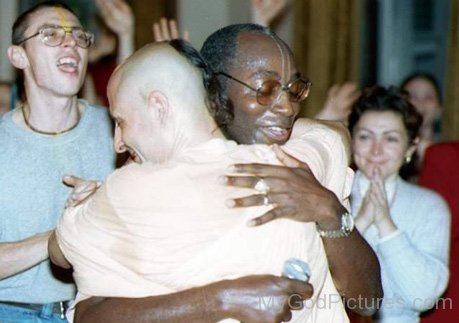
[[16, 32, 40, 45], [216, 72, 258, 92]]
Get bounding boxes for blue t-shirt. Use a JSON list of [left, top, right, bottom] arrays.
[[0, 100, 115, 303]]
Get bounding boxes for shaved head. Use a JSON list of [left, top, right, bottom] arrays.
[[108, 41, 222, 164], [108, 42, 205, 114]]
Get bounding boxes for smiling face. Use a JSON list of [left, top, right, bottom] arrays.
[[18, 7, 89, 97], [403, 77, 441, 125], [108, 72, 155, 164], [224, 32, 301, 145], [352, 110, 416, 180], [107, 43, 193, 165]]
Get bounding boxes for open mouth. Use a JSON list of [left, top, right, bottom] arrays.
[[56, 57, 79, 73], [260, 125, 292, 143]]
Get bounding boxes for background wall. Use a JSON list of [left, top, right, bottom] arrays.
[[0, 0, 18, 82], [0, 0, 451, 122], [177, 0, 293, 49]]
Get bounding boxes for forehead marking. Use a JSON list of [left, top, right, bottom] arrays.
[[272, 36, 290, 82], [55, 7, 70, 28]]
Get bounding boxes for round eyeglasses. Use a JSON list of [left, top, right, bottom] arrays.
[[17, 25, 94, 49], [217, 71, 312, 106]]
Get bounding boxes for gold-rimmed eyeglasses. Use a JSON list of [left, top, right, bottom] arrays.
[[17, 25, 94, 49], [217, 71, 312, 106]]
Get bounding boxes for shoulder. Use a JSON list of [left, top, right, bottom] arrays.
[[396, 180, 451, 231], [108, 163, 150, 181], [103, 163, 150, 201], [0, 110, 22, 149], [290, 118, 351, 162], [398, 179, 449, 210], [0, 110, 14, 132], [293, 118, 350, 143], [105, 162, 169, 194], [104, 162, 196, 208], [82, 101, 111, 120], [79, 100, 112, 137]]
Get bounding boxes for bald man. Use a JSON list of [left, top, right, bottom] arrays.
[[49, 40, 352, 322]]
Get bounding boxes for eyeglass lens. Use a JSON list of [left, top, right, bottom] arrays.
[[257, 79, 311, 105], [41, 26, 93, 48]]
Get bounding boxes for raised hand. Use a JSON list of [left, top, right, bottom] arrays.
[[251, 0, 288, 27], [355, 168, 396, 236], [354, 183, 377, 234], [95, 0, 134, 37], [95, 0, 135, 63], [316, 82, 361, 123], [370, 168, 397, 237], [152, 17, 189, 42]]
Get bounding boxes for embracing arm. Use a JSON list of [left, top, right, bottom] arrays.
[[276, 121, 382, 314], [226, 162, 382, 315], [224, 121, 382, 315], [319, 203, 383, 315], [75, 275, 313, 323], [0, 231, 51, 279]]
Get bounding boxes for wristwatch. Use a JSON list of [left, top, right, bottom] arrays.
[[316, 211, 355, 238]]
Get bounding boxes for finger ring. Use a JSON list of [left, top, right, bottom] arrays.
[[254, 178, 270, 194], [263, 194, 270, 206]]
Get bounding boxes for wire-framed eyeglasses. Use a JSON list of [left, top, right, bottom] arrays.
[[17, 25, 95, 49], [217, 71, 312, 106]]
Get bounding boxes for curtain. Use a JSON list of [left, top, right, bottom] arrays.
[[293, 0, 361, 117], [127, 0, 176, 48], [442, 0, 459, 141]]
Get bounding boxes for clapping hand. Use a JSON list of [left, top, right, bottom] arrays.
[[95, 0, 134, 37], [153, 17, 189, 42], [355, 168, 395, 236], [251, 0, 288, 27], [316, 82, 361, 123]]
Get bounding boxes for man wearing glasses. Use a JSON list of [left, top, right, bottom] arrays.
[[0, 2, 114, 322]]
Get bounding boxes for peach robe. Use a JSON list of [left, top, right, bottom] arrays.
[[57, 119, 353, 322]]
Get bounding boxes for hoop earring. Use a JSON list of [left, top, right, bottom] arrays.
[[405, 155, 412, 164]]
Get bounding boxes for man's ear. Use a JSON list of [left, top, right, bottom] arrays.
[[7, 45, 29, 70], [147, 90, 170, 125]]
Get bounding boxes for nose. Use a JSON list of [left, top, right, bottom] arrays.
[[61, 31, 77, 48], [370, 140, 382, 155], [271, 91, 298, 117], [114, 126, 127, 154]]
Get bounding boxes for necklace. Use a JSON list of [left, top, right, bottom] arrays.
[[22, 104, 80, 136]]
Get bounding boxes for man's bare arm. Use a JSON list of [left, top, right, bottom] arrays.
[[0, 231, 51, 279], [75, 275, 313, 323]]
